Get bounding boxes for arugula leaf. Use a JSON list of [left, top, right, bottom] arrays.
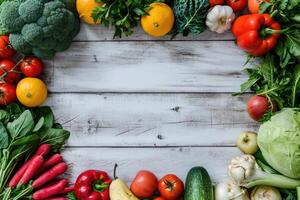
[[7, 110, 34, 139], [291, 65, 300, 107], [0, 122, 9, 149]]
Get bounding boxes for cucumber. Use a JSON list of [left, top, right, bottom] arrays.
[[184, 166, 214, 200]]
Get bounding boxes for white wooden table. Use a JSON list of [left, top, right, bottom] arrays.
[[44, 24, 257, 184]]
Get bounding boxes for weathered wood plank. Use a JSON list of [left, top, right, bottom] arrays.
[[48, 41, 247, 93], [46, 93, 257, 147], [75, 24, 235, 41], [63, 147, 240, 183]]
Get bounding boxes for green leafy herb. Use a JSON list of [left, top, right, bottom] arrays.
[[173, 0, 209, 36], [92, 0, 163, 38]]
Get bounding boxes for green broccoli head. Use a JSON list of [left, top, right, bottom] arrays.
[[0, 0, 80, 59]]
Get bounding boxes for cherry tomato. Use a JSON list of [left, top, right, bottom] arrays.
[[210, 0, 224, 6], [0, 83, 16, 105], [154, 197, 167, 200], [0, 60, 21, 83], [247, 95, 274, 121], [130, 170, 158, 198], [248, 0, 270, 13], [158, 174, 184, 200], [20, 56, 43, 77], [226, 0, 247, 11], [0, 36, 15, 59]]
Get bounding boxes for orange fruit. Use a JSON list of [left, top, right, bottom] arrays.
[[16, 78, 48, 107], [141, 3, 175, 37], [76, 0, 103, 24]]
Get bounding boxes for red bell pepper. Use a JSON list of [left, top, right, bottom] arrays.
[[232, 14, 281, 56], [74, 170, 111, 200]]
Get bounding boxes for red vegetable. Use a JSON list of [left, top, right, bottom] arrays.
[[0, 83, 16, 106], [33, 179, 68, 200], [19, 156, 44, 185], [74, 170, 111, 200], [0, 59, 21, 83], [41, 154, 63, 172], [20, 56, 43, 77], [226, 0, 247, 12], [130, 170, 158, 198], [9, 144, 51, 188], [32, 162, 68, 189], [0, 35, 15, 59], [158, 174, 184, 200], [45, 198, 67, 200], [248, 0, 270, 13], [247, 95, 271, 121], [60, 186, 74, 194], [232, 14, 281, 56]]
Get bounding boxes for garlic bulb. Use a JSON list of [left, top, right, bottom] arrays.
[[250, 186, 282, 200], [206, 5, 235, 34]]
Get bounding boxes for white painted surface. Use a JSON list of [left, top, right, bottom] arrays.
[[45, 24, 251, 183]]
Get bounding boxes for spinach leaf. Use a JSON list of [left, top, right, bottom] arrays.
[[34, 107, 54, 128], [0, 122, 9, 149], [33, 117, 45, 132], [173, 0, 209, 36], [7, 110, 34, 139], [37, 128, 70, 152]]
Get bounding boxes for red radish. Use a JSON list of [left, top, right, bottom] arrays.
[[45, 198, 67, 200], [19, 156, 44, 185], [247, 95, 270, 121], [33, 179, 68, 200], [9, 144, 51, 187], [41, 154, 63, 171], [60, 186, 73, 194], [32, 162, 68, 188]]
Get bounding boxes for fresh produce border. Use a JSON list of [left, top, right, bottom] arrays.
[[0, 0, 299, 199]]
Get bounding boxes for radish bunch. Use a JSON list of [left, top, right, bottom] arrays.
[[6, 144, 72, 200]]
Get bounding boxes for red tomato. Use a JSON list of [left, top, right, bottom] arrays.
[[226, 0, 247, 11], [154, 197, 167, 200], [130, 170, 158, 198], [247, 95, 271, 121], [0, 60, 21, 83], [0, 83, 16, 105], [158, 174, 184, 200], [248, 0, 270, 13], [210, 0, 224, 6], [20, 56, 43, 77], [0, 36, 16, 59]]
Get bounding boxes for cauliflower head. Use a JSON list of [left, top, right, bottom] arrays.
[[0, 0, 80, 59]]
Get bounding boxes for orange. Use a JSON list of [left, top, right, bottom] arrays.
[[76, 0, 103, 24], [141, 3, 175, 37], [16, 78, 48, 107]]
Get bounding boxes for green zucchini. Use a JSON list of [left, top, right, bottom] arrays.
[[184, 166, 214, 200]]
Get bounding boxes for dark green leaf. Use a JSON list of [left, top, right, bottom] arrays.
[[173, 0, 209, 36], [37, 128, 70, 152], [33, 117, 45, 132], [0, 110, 10, 124], [291, 65, 300, 107], [5, 103, 22, 120], [7, 110, 34, 139], [34, 107, 54, 128], [240, 76, 260, 93], [0, 122, 9, 149]]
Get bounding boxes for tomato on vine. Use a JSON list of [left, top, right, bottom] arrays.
[[20, 56, 43, 77], [0, 83, 17, 105], [226, 0, 247, 12], [0, 35, 16, 59], [0, 59, 21, 83]]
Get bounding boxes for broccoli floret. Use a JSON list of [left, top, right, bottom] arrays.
[[0, 0, 80, 59], [19, 0, 44, 23], [0, 0, 25, 33], [32, 48, 55, 59], [9, 33, 33, 54], [21, 23, 43, 45]]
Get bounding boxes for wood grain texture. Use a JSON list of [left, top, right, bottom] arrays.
[[63, 147, 240, 183], [75, 24, 235, 41], [48, 41, 248, 93], [46, 93, 257, 147]]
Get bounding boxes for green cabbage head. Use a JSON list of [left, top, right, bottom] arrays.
[[258, 108, 300, 178]]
